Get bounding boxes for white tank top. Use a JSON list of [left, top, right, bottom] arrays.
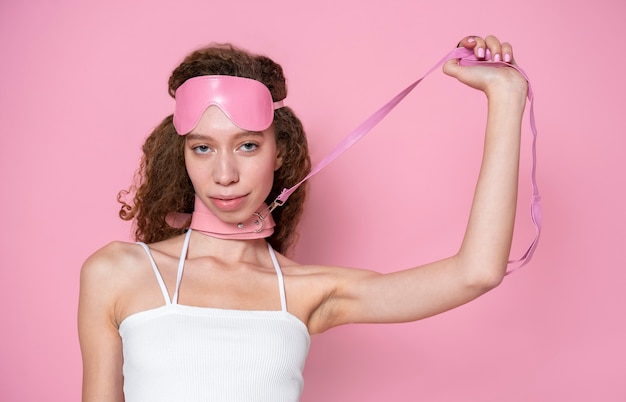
[[119, 230, 310, 402]]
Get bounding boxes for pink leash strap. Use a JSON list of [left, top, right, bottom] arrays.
[[271, 47, 541, 274]]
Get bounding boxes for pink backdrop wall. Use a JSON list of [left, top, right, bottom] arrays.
[[2, 0, 625, 400]]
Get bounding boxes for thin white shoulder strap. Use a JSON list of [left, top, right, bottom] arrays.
[[267, 243, 287, 312], [136, 242, 172, 305], [171, 229, 192, 305]]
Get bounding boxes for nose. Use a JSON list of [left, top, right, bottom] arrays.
[[212, 152, 239, 185]]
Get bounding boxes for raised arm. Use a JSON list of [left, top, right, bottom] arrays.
[[308, 35, 528, 334], [440, 35, 528, 280]]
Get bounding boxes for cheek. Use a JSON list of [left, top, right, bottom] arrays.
[[254, 159, 276, 183], [255, 159, 278, 194], [184, 152, 203, 189], [183, 152, 193, 178]]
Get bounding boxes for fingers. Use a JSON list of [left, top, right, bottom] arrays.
[[457, 36, 478, 49], [501, 41, 514, 64], [458, 35, 515, 64], [484, 35, 502, 61]]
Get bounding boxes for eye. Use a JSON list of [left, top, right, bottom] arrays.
[[192, 145, 212, 155], [239, 142, 259, 153]]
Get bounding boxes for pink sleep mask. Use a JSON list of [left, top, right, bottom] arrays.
[[173, 75, 284, 135]]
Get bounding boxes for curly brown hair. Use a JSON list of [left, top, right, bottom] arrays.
[[118, 43, 311, 254]]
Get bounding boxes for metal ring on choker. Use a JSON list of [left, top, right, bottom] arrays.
[[252, 212, 265, 233]]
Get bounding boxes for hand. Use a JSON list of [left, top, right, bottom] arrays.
[[443, 35, 528, 100]]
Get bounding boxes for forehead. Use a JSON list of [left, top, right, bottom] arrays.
[[193, 105, 232, 132], [188, 106, 275, 141]]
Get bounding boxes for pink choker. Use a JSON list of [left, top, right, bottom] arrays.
[[167, 196, 275, 240]]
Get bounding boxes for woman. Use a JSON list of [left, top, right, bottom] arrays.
[[78, 35, 528, 401]]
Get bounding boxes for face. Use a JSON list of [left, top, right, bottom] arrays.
[[184, 106, 282, 223]]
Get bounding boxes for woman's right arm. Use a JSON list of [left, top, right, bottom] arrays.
[[78, 246, 126, 402]]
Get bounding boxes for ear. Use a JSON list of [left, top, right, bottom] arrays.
[[274, 148, 283, 171]]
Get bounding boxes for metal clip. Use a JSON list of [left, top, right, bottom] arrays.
[[267, 198, 285, 214]]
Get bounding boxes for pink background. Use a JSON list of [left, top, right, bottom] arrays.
[[2, 0, 625, 400]]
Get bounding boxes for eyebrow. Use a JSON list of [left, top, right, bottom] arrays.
[[185, 131, 265, 142]]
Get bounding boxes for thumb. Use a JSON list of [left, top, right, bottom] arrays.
[[442, 58, 461, 78]]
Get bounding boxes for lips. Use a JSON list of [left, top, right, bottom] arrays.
[[209, 194, 247, 211]]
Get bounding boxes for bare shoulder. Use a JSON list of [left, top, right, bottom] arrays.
[[79, 240, 151, 311], [80, 234, 191, 325], [81, 241, 146, 283]]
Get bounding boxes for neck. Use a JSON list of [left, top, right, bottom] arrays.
[[188, 195, 275, 240], [186, 229, 271, 263]]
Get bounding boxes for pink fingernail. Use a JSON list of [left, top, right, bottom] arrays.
[[494, 53, 501, 62], [478, 47, 485, 58], [467, 37, 476, 43], [504, 53, 511, 62]]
